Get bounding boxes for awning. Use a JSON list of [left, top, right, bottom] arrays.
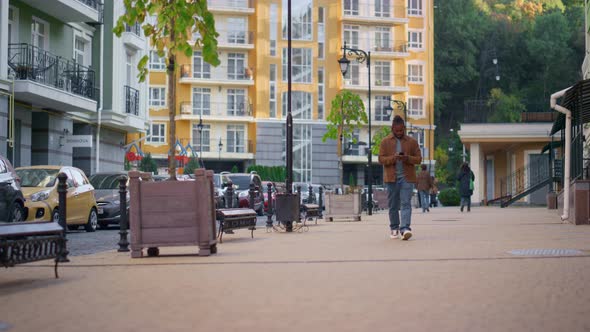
[[550, 78, 590, 135], [540, 140, 563, 154]]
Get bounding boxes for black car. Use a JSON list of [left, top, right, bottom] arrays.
[[88, 172, 129, 229], [0, 155, 26, 222]]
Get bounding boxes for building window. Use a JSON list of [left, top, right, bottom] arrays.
[[408, 30, 423, 49], [31, 16, 49, 50], [192, 87, 211, 115], [343, 25, 360, 49], [282, 124, 312, 182], [318, 67, 325, 120], [282, 0, 312, 41], [270, 4, 278, 56], [227, 89, 247, 116], [374, 27, 391, 51], [282, 91, 312, 119], [193, 51, 211, 78], [408, 0, 423, 16], [149, 50, 166, 70], [73, 32, 91, 67], [147, 123, 166, 144], [408, 97, 424, 117], [374, 95, 391, 122], [126, 53, 133, 86], [8, 7, 19, 44], [227, 17, 246, 44], [375, 0, 390, 17], [374, 61, 391, 86], [344, 0, 359, 15], [408, 64, 424, 83], [270, 64, 277, 118], [192, 123, 211, 152], [227, 124, 246, 153], [344, 62, 360, 85], [227, 53, 246, 80], [149, 87, 166, 107], [282, 48, 312, 83], [318, 7, 325, 59], [344, 130, 360, 156]]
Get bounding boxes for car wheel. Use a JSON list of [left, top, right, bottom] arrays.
[[84, 208, 98, 232], [8, 202, 25, 222], [52, 209, 60, 223]]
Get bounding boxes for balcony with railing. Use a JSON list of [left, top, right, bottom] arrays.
[[7, 43, 97, 113], [343, 68, 407, 93], [122, 23, 144, 50], [178, 137, 254, 160], [345, 38, 409, 57], [343, 3, 407, 24], [20, 0, 102, 24], [125, 85, 139, 116], [178, 101, 253, 120], [179, 64, 254, 86], [207, 0, 254, 14], [214, 30, 255, 49], [463, 99, 558, 124]]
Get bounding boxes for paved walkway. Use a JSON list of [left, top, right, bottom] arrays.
[[1, 207, 589, 332]]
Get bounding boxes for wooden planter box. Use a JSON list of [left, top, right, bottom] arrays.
[[128, 169, 217, 258], [324, 192, 361, 222]]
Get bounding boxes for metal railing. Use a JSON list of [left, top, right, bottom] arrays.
[[195, 30, 254, 45], [344, 39, 409, 54], [343, 3, 407, 18], [499, 155, 552, 207], [125, 23, 141, 36], [207, 0, 253, 9], [177, 138, 253, 154], [463, 99, 557, 123], [125, 85, 139, 116], [8, 43, 96, 100], [344, 70, 407, 88], [180, 64, 254, 81], [76, 0, 102, 11], [179, 101, 252, 117]]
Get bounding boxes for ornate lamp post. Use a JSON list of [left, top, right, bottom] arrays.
[[338, 41, 374, 215], [218, 138, 223, 160], [197, 115, 204, 168]]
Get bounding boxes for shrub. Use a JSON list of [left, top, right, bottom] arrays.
[[438, 188, 460, 206], [139, 153, 158, 174], [183, 157, 201, 175]]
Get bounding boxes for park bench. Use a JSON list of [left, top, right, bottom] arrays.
[[215, 208, 257, 243], [301, 203, 320, 225], [0, 221, 66, 278]]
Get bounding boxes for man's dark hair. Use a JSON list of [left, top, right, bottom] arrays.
[[392, 115, 405, 126], [421, 164, 427, 170]]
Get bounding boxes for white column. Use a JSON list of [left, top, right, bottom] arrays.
[[470, 143, 484, 205], [0, 0, 9, 85]]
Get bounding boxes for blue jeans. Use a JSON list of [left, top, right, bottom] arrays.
[[386, 178, 414, 232], [419, 190, 430, 212]]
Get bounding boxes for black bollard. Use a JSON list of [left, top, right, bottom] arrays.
[[266, 182, 273, 227], [225, 181, 234, 208], [248, 182, 256, 209], [308, 184, 314, 204], [318, 186, 324, 218], [117, 175, 130, 252], [296, 185, 302, 223], [56, 172, 69, 262]]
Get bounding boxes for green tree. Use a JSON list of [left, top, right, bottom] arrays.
[[487, 88, 525, 122], [434, 146, 451, 185], [371, 126, 391, 156], [183, 157, 201, 175], [139, 153, 158, 174], [322, 91, 367, 192], [231, 165, 239, 173], [114, 1, 219, 179]]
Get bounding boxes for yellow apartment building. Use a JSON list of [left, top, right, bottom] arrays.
[[133, 0, 435, 185]]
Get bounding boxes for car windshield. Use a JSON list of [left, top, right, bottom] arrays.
[[213, 174, 222, 188], [225, 175, 251, 190], [16, 168, 59, 187], [89, 174, 122, 189]]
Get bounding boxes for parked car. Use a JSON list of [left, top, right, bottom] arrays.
[[88, 172, 130, 229], [0, 155, 26, 222], [293, 182, 325, 205], [261, 181, 278, 211], [223, 172, 264, 215], [212, 173, 238, 208], [16, 166, 99, 232]]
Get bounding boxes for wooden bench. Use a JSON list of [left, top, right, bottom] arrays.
[[216, 208, 257, 243], [0, 221, 66, 278], [301, 204, 320, 225]]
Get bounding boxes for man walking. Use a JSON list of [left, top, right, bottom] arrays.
[[378, 115, 422, 240], [416, 164, 432, 213]]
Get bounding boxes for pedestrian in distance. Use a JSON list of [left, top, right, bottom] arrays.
[[416, 164, 432, 213], [457, 162, 475, 212], [430, 176, 439, 208], [378, 115, 422, 240]]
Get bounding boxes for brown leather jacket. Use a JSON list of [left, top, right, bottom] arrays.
[[378, 134, 422, 183], [416, 170, 433, 191]]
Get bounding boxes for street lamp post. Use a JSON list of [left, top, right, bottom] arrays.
[[218, 138, 223, 160], [338, 41, 374, 215], [197, 115, 204, 168]]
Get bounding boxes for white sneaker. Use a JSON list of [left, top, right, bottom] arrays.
[[402, 230, 412, 241], [390, 230, 400, 239]]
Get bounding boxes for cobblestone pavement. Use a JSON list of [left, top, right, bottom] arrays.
[[66, 216, 271, 256]]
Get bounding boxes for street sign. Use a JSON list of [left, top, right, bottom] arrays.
[[64, 135, 93, 148]]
